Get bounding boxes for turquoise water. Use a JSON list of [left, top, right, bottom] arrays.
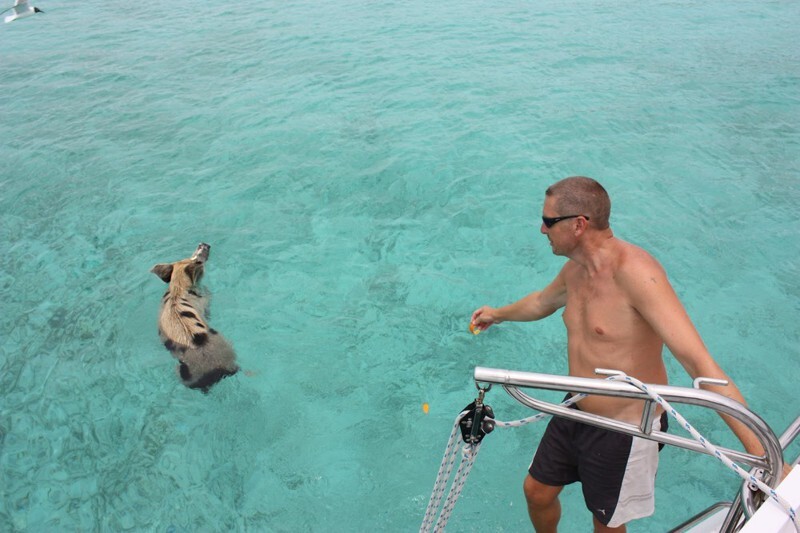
[[1, 0, 798, 530]]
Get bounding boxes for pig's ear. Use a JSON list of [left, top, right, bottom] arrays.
[[151, 264, 174, 283]]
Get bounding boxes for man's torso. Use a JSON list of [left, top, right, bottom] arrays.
[[560, 240, 668, 423]]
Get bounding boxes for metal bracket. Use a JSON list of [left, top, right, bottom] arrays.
[[693, 377, 729, 389], [595, 368, 625, 378]]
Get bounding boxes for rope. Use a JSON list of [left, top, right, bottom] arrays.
[[494, 392, 588, 428], [420, 410, 481, 532], [609, 373, 800, 532], [435, 442, 482, 529]]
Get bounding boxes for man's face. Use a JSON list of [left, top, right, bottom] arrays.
[[540, 195, 572, 256]]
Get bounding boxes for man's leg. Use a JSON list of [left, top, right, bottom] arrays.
[[523, 474, 563, 533], [593, 515, 626, 533]]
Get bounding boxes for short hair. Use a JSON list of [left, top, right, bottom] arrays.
[[545, 176, 611, 230]]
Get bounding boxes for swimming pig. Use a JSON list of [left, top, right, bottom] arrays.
[[151, 243, 239, 392]]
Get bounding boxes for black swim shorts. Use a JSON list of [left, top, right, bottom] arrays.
[[528, 398, 668, 528]]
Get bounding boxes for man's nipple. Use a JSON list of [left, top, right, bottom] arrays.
[[594, 326, 605, 335]]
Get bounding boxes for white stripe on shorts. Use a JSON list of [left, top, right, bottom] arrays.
[[606, 416, 663, 528]]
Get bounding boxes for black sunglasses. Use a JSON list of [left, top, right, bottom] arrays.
[[541, 214, 589, 228]]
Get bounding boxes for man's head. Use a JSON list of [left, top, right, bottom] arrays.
[[541, 177, 611, 256], [544, 176, 611, 230]]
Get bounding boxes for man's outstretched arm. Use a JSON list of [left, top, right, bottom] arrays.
[[471, 268, 568, 330]]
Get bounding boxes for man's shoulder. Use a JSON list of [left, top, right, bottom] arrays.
[[612, 238, 658, 262], [613, 239, 666, 281]]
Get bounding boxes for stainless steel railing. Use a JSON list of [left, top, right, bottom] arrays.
[[780, 416, 800, 459], [473, 366, 785, 528], [728, 414, 800, 530]]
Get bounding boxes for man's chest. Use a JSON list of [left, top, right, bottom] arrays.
[[561, 272, 639, 339]]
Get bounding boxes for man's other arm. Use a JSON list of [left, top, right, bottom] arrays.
[[620, 250, 765, 457]]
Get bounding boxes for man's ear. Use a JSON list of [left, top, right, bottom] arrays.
[[151, 264, 174, 283], [574, 216, 590, 236]]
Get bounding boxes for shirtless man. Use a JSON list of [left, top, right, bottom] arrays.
[[470, 176, 765, 532]]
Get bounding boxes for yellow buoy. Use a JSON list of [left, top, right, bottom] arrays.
[[422, 403, 430, 414]]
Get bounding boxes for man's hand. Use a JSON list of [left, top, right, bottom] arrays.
[[471, 306, 502, 332]]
